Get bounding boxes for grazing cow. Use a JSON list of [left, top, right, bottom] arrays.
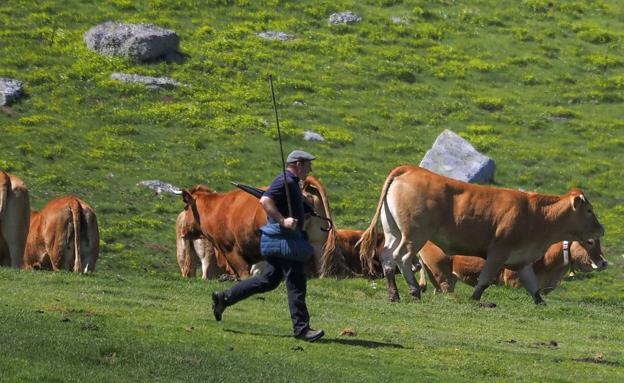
[[336, 229, 384, 276], [180, 176, 344, 279], [419, 240, 608, 294], [175, 210, 234, 278], [335, 229, 422, 277], [0, 171, 30, 268], [359, 165, 604, 304], [503, 239, 607, 293], [24, 195, 99, 273]]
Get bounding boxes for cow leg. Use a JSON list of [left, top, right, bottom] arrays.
[[471, 251, 507, 301], [381, 242, 401, 301], [45, 236, 63, 271], [1, 218, 27, 268], [199, 244, 210, 280], [384, 268, 400, 302], [191, 238, 207, 279], [418, 263, 428, 293], [223, 250, 250, 280], [380, 202, 403, 301], [0, 236, 10, 266], [394, 240, 425, 299], [380, 233, 401, 302], [62, 243, 75, 271], [516, 265, 544, 305], [382, 253, 400, 302], [83, 211, 99, 272], [250, 261, 265, 276]]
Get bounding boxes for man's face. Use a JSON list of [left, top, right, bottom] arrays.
[[297, 161, 312, 178]]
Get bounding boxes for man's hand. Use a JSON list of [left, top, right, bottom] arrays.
[[260, 195, 298, 230], [281, 217, 298, 230]]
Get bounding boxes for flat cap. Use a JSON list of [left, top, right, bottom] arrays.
[[286, 150, 316, 163]]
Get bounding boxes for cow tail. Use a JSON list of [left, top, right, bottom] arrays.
[[70, 199, 83, 273], [358, 166, 411, 275], [182, 237, 195, 277], [0, 171, 9, 216]]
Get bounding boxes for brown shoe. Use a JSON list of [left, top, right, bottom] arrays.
[[212, 292, 226, 321], [295, 328, 324, 342]]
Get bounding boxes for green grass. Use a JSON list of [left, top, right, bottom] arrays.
[[1, 0, 624, 381], [1, 267, 623, 382]]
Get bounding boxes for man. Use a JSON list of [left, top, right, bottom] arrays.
[[211, 150, 325, 342]]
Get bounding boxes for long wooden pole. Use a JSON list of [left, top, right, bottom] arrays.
[[268, 75, 293, 218]]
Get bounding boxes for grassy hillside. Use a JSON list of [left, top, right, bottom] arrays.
[[1, 1, 623, 380], [1, 0, 623, 274]]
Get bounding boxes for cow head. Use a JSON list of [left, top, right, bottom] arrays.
[[566, 189, 605, 240], [182, 185, 214, 210], [181, 185, 214, 234], [182, 189, 195, 211], [570, 238, 608, 272], [301, 176, 349, 277]]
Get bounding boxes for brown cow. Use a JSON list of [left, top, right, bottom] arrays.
[[336, 229, 422, 277], [336, 229, 384, 276], [24, 195, 99, 273], [175, 210, 234, 278], [419, 240, 607, 294], [504, 239, 607, 293], [359, 165, 604, 304], [0, 171, 30, 268], [180, 176, 345, 279]]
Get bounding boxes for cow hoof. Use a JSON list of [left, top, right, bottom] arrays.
[[479, 302, 497, 308], [533, 293, 546, 305], [409, 289, 421, 299], [533, 297, 546, 306], [389, 294, 400, 302]]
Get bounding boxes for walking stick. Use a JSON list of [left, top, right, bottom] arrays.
[[268, 75, 293, 218]]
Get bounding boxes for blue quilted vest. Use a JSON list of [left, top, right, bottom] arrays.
[[259, 223, 314, 262]]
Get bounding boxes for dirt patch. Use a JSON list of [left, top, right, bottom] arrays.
[[339, 327, 357, 337], [574, 353, 620, 366]]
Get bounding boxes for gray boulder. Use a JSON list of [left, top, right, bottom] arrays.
[[0, 78, 24, 106], [256, 31, 294, 41], [110, 73, 187, 89], [419, 129, 495, 183], [84, 21, 179, 61], [329, 11, 362, 25], [304, 130, 325, 142], [138, 180, 182, 195]]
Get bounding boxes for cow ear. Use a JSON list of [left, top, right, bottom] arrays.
[[571, 194, 586, 210]]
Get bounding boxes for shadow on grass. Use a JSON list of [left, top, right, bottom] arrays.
[[316, 338, 405, 349], [223, 328, 405, 349]]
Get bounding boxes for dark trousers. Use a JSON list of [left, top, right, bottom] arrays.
[[222, 257, 310, 336]]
